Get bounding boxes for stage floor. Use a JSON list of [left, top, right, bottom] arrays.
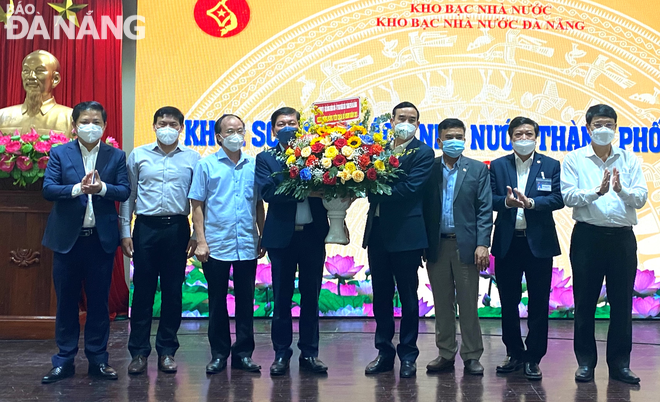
[[1, 319, 659, 401]]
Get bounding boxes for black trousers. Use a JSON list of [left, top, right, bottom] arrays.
[[571, 222, 637, 370], [495, 234, 552, 364], [128, 215, 190, 358], [268, 226, 325, 359], [367, 219, 422, 362], [203, 257, 257, 359], [52, 231, 115, 367]]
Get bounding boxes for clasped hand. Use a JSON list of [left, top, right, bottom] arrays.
[[505, 186, 531, 209], [81, 170, 103, 194]]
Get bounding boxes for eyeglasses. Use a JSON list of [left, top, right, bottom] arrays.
[[223, 129, 245, 135], [591, 123, 615, 129]]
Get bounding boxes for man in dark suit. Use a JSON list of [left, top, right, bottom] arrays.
[[490, 116, 564, 380], [363, 101, 435, 378], [423, 118, 492, 375], [41, 101, 130, 383], [255, 107, 329, 376]]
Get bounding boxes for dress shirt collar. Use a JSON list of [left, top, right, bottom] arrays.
[[78, 139, 101, 156], [21, 97, 57, 116], [392, 136, 415, 153], [216, 146, 247, 166], [151, 141, 183, 155], [584, 144, 621, 164], [514, 151, 534, 169], [441, 154, 461, 171]]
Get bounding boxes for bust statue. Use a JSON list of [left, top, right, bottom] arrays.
[[0, 50, 73, 137]]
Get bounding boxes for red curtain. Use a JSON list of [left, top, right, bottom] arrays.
[[0, 0, 129, 318]]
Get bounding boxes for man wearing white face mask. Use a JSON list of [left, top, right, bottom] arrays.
[[490, 117, 564, 381], [561, 104, 648, 385], [119, 107, 200, 375], [189, 114, 266, 374]]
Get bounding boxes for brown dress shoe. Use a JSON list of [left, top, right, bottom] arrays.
[[128, 356, 148, 375], [158, 355, 177, 373], [426, 356, 455, 372]]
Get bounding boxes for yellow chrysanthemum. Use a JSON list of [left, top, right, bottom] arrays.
[[324, 146, 339, 159], [316, 126, 328, 136], [352, 170, 365, 183], [344, 162, 357, 173], [347, 136, 362, 149], [374, 160, 385, 171], [321, 158, 332, 169], [341, 146, 354, 158], [337, 170, 352, 183], [310, 137, 323, 145], [300, 147, 312, 158], [373, 133, 384, 143], [285, 147, 295, 156], [286, 155, 297, 165]]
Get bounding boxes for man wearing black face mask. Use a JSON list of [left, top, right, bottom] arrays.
[[255, 107, 329, 376]]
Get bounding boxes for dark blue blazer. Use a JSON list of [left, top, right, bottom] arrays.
[[362, 137, 435, 253], [42, 140, 130, 254], [490, 152, 564, 259], [255, 149, 329, 249]]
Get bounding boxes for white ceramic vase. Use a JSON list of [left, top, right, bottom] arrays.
[[322, 197, 351, 245]]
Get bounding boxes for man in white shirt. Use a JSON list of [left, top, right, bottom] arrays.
[[561, 104, 648, 384]]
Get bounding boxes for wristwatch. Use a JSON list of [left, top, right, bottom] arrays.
[[596, 191, 604, 197], [527, 198, 535, 209]]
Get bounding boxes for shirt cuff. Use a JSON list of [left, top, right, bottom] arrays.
[[72, 183, 82, 197], [98, 182, 108, 197], [616, 187, 630, 200], [586, 189, 600, 203], [120, 226, 131, 239], [504, 199, 512, 209]]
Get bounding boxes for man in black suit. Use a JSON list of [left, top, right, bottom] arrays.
[[423, 118, 492, 376], [363, 101, 435, 378], [255, 107, 330, 376], [489, 116, 564, 380]]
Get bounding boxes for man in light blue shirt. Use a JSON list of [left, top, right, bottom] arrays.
[[189, 114, 265, 374]]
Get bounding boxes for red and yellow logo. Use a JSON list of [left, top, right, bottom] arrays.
[[194, 0, 250, 38]]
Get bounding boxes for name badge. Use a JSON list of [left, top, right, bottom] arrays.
[[536, 178, 552, 191]]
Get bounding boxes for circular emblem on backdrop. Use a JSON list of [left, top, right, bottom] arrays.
[[194, 0, 250, 38]]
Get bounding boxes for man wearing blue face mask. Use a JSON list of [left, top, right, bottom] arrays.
[[490, 117, 564, 381], [562, 104, 647, 384], [422, 118, 492, 376], [119, 107, 200, 375]]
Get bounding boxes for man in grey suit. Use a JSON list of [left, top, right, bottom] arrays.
[[422, 118, 493, 375]]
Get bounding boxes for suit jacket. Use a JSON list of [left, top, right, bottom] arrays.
[[489, 152, 564, 259], [42, 140, 131, 254], [255, 149, 329, 249], [362, 137, 435, 253], [423, 156, 493, 265]]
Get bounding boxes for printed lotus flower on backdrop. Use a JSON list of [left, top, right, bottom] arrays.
[[362, 303, 374, 317], [323, 305, 371, 317], [633, 269, 660, 297], [291, 305, 301, 318], [418, 299, 433, 317], [632, 296, 660, 318], [321, 281, 358, 296], [551, 268, 571, 289], [518, 302, 528, 318], [549, 286, 575, 311], [357, 280, 373, 299], [182, 310, 203, 318], [226, 294, 258, 317], [324, 255, 364, 280], [482, 293, 491, 307], [185, 264, 196, 276], [480, 255, 495, 277], [598, 285, 607, 303], [255, 263, 273, 289]]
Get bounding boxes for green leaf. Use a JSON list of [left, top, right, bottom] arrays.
[[317, 289, 369, 313], [0, 145, 5, 153], [21, 144, 33, 154], [11, 169, 21, 180], [181, 291, 209, 313], [0, 171, 9, 178], [477, 306, 502, 317]]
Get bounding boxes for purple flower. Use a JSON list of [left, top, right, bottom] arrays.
[[255, 263, 273, 289], [632, 296, 660, 318], [598, 285, 607, 304], [419, 299, 433, 317], [426, 283, 433, 292], [634, 269, 660, 297], [549, 286, 574, 311], [321, 281, 358, 296], [480, 255, 496, 277], [324, 255, 364, 280], [291, 305, 301, 317], [518, 303, 528, 318], [551, 268, 571, 289], [357, 280, 373, 299], [185, 264, 195, 276], [393, 307, 402, 317]]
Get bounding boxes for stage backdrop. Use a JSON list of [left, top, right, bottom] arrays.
[[133, 0, 660, 319]]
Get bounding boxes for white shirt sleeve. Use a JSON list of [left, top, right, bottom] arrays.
[[119, 151, 138, 239], [616, 155, 648, 209], [560, 152, 600, 208], [72, 183, 82, 197]]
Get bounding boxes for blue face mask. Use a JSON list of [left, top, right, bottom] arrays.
[[276, 126, 298, 147], [442, 139, 465, 158]]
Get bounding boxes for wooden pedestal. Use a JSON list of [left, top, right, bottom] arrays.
[[0, 180, 56, 339]]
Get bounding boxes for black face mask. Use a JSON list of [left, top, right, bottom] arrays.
[[276, 126, 298, 147]]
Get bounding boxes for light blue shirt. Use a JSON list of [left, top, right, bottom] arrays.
[[441, 156, 460, 234], [188, 148, 259, 261]]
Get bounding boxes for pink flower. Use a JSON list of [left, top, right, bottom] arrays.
[[426, 283, 432, 292], [185, 264, 196, 276], [16, 156, 33, 171], [291, 305, 301, 317], [226, 294, 258, 317], [551, 268, 571, 289], [362, 303, 374, 317], [37, 156, 49, 169], [324, 255, 364, 280], [632, 296, 660, 318], [49, 133, 69, 145], [321, 281, 358, 296], [480, 255, 495, 277], [418, 299, 433, 317], [34, 141, 52, 153], [2, 155, 17, 172], [20, 133, 39, 143], [518, 302, 528, 318], [105, 137, 120, 148], [255, 263, 273, 289], [5, 141, 21, 154], [393, 307, 402, 317], [634, 269, 660, 297], [0, 135, 11, 146], [549, 286, 575, 311]]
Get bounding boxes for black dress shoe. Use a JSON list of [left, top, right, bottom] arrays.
[[365, 355, 395, 374], [609, 368, 640, 384], [400, 361, 416, 378], [496, 356, 524, 373], [426, 356, 454, 372], [88, 363, 118, 380], [299, 357, 328, 373], [42, 365, 75, 384], [524, 362, 542, 380], [128, 355, 148, 375], [231, 356, 261, 372], [270, 357, 290, 376], [206, 358, 227, 374], [575, 366, 594, 382], [464, 359, 484, 376]]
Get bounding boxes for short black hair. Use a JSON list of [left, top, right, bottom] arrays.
[[586, 104, 617, 125], [392, 101, 420, 120], [72, 101, 107, 123], [270, 107, 300, 128], [153, 106, 184, 125], [214, 114, 245, 134], [508, 116, 539, 137], [437, 118, 466, 135]]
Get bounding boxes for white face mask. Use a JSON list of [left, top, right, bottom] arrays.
[[512, 139, 536, 156], [590, 127, 616, 146], [222, 133, 244, 152], [156, 127, 180, 145], [393, 122, 417, 140], [77, 124, 104, 143]]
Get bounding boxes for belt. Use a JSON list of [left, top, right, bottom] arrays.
[[79, 228, 95, 237], [575, 221, 632, 235], [514, 230, 527, 237], [136, 215, 188, 225], [440, 233, 456, 239]]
